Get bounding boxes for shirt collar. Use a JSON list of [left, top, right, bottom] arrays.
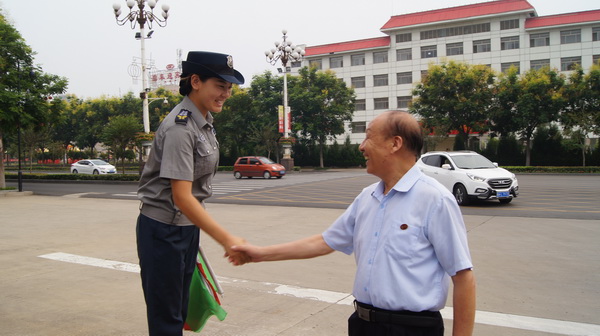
[[180, 96, 213, 127], [372, 164, 422, 199]]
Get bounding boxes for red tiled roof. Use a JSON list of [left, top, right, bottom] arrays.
[[304, 36, 390, 56], [526, 9, 600, 29], [381, 0, 534, 30]]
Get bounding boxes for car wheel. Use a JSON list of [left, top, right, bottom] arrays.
[[263, 171, 271, 179], [453, 184, 470, 206], [72, 169, 78, 174], [499, 198, 512, 204], [93, 170, 99, 175], [234, 171, 242, 179]]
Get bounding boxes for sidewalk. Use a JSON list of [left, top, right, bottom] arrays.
[[0, 195, 599, 336]]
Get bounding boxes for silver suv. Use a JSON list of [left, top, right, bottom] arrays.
[[417, 151, 519, 205]]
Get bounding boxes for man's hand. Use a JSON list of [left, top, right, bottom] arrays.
[[229, 244, 266, 265], [223, 236, 251, 265]]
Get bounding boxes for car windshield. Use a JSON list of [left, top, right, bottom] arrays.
[[90, 160, 110, 165], [259, 157, 275, 164], [450, 154, 495, 169]]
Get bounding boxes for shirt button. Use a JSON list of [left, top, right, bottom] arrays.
[[368, 259, 373, 264], [374, 232, 378, 237]]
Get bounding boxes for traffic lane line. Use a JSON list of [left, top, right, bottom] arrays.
[[38, 252, 600, 336]]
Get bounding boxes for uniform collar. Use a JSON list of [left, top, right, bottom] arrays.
[[180, 96, 213, 127]]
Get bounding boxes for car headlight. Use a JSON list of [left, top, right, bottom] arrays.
[[466, 173, 486, 182]]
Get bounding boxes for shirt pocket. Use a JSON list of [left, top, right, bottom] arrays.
[[383, 220, 421, 261], [194, 140, 217, 178]]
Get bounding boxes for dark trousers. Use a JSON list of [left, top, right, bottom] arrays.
[[348, 309, 444, 336], [136, 214, 200, 336]]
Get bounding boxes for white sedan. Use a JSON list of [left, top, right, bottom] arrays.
[[70, 159, 116, 175]]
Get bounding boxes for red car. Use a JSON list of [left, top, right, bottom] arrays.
[[233, 156, 285, 179]]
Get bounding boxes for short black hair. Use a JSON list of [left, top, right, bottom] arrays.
[[178, 73, 211, 96]]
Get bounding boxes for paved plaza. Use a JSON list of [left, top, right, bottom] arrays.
[[0, 194, 599, 335]]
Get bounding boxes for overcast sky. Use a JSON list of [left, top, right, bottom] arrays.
[[1, 0, 598, 98]]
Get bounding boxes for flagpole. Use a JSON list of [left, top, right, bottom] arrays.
[[199, 245, 224, 295]]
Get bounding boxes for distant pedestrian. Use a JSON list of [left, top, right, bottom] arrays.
[[137, 51, 249, 336]]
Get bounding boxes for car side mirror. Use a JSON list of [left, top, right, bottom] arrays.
[[493, 162, 499, 167], [255, 162, 260, 165], [441, 163, 452, 170]]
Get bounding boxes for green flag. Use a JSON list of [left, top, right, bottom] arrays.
[[184, 251, 227, 332]]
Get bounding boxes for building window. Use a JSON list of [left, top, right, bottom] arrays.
[[500, 19, 519, 30], [351, 54, 365, 66], [501, 36, 519, 50], [397, 72, 412, 85], [530, 32, 550, 47], [309, 59, 322, 70], [355, 99, 366, 111], [530, 59, 550, 70], [420, 23, 490, 40], [561, 29, 581, 44], [330, 56, 343, 68], [396, 48, 412, 61], [561, 57, 581, 71], [421, 70, 428, 80], [352, 122, 366, 133], [397, 96, 412, 109], [594, 55, 600, 65], [374, 74, 388, 86], [421, 45, 437, 58], [473, 39, 491, 53], [291, 61, 301, 68], [351, 76, 366, 88], [593, 27, 600, 41], [396, 33, 412, 43], [374, 98, 389, 110], [446, 42, 464, 56], [373, 51, 388, 64], [501, 62, 520, 74]]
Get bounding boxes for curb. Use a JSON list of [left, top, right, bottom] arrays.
[[0, 190, 34, 197]]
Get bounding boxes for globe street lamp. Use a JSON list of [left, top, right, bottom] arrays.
[[112, 0, 170, 135], [265, 29, 305, 171]]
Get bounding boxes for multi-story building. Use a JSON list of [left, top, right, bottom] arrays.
[[296, 0, 600, 147]]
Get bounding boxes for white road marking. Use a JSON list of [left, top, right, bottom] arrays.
[[38, 252, 600, 335]]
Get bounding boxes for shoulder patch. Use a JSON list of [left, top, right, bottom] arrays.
[[175, 109, 191, 125]]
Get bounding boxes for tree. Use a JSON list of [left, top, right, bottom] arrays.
[[411, 61, 496, 149], [288, 67, 355, 168], [561, 64, 600, 166], [102, 115, 142, 173], [495, 66, 565, 166], [0, 9, 68, 188]]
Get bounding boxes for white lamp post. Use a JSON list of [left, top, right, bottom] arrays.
[[265, 29, 305, 170], [112, 0, 170, 135]]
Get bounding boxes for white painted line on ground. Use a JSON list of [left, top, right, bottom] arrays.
[[38, 252, 600, 335]]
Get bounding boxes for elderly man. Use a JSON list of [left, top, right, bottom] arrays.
[[232, 111, 476, 336]]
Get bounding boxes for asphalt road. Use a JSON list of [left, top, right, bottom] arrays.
[[7, 171, 600, 220]]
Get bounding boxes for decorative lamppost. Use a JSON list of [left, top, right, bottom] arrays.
[[265, 29, 305, 171], [112, 0, 169, 136]]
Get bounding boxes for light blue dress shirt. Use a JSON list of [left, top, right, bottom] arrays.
[[322, 165, 473, 312]]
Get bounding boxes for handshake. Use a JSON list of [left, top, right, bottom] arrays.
[[223, 236, 262, 266]]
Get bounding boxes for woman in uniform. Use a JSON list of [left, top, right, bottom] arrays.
[[136, 51, 248, 336]]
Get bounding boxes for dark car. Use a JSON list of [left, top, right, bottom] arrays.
[[233, 156, 285, 179]]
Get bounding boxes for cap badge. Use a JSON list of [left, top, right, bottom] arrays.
[[227, 55, 234, 69]]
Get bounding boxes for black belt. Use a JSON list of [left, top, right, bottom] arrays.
[[354, 301, 442, 328]]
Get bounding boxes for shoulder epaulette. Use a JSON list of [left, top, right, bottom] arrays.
[[175, 109, 191, 125]]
